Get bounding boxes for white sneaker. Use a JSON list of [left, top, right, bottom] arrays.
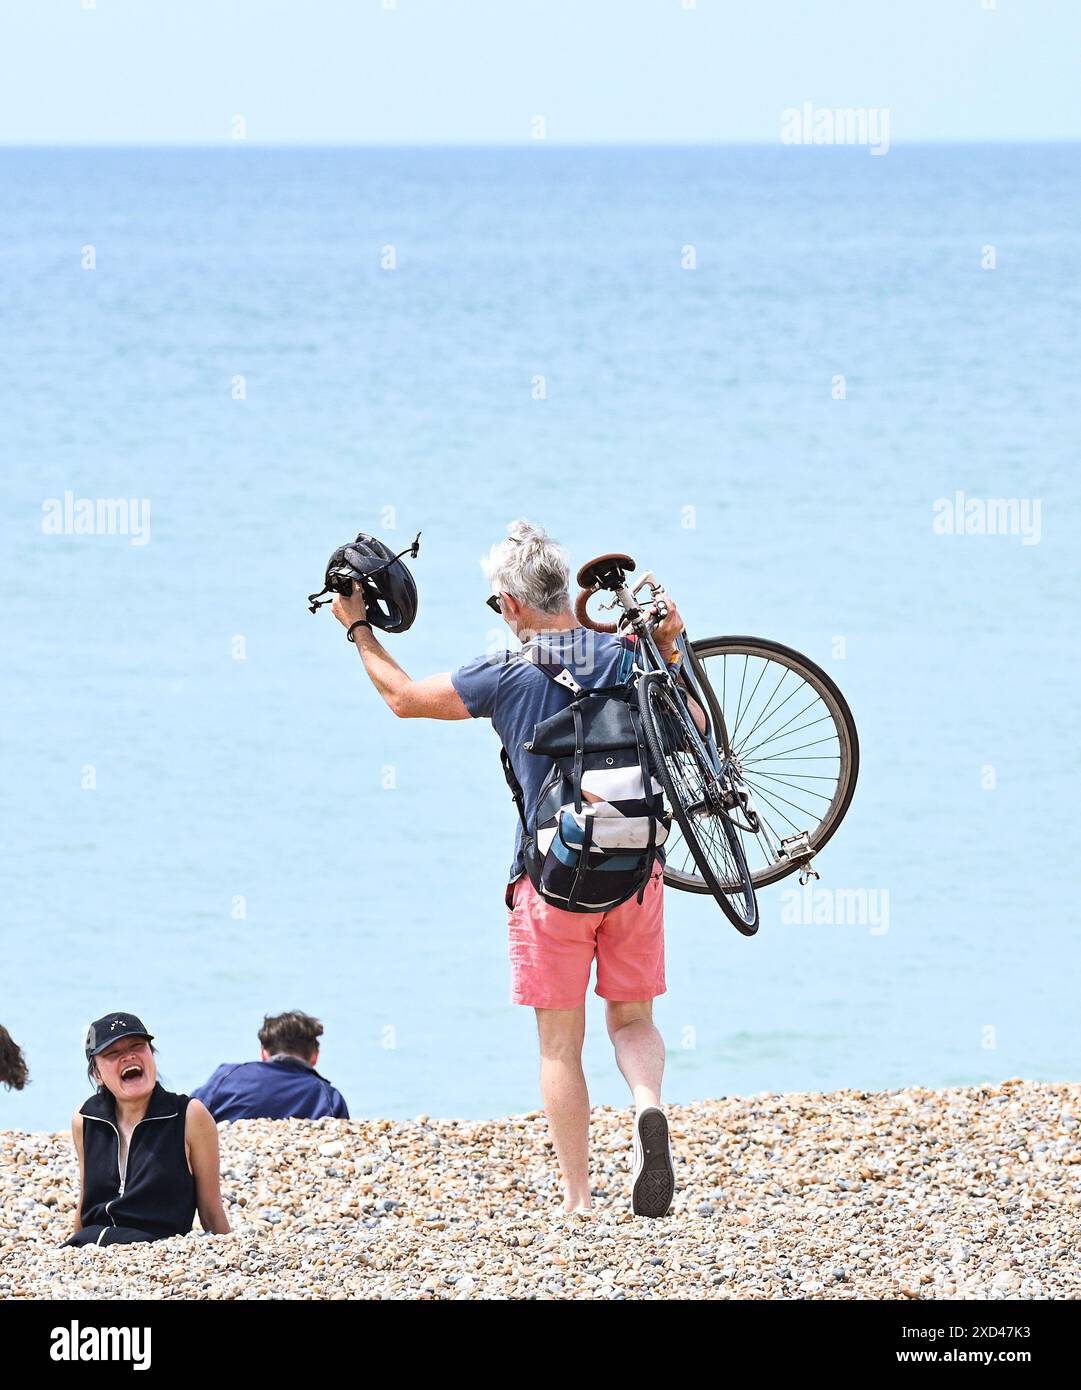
[[631, 1106, 675, 1217]]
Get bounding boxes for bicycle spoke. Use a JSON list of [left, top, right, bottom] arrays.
[[732, 656, 750, 746], [664, 639, 856, 895], [734, 670, 809, 751], [743, 770, 835, 803], [749, 805, 785, 858], [745, 770, 838, 782], [737, 808, 780, 873], [742, 733, 838, 762], [743, 781, 803, 835], [742, 777, 822, 825], [737, 703, 829, 761], [728, 658, 770, 745], [739, 663, 792, 741], [742, 754, 840, 762]]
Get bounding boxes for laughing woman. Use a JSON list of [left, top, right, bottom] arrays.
[[65, 1012, 230, 1247]]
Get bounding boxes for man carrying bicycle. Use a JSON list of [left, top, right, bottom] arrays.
[[331, 518, 703, 1218]]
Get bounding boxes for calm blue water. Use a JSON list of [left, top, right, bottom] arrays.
[[2, 146, 1078, 1133]]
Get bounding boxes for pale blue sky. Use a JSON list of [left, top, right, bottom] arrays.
[[1, 0, 1077, 145]]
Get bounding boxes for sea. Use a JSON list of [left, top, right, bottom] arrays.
[[2, 144, 1078, 1132]]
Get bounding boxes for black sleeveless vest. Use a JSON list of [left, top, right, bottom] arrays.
[[79, 1081, 197, 1238]]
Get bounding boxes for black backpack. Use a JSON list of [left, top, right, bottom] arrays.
[[500, 644, 671, 913]]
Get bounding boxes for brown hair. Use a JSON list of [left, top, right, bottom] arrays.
[[258, 1011, 323, 1060], [0, 1025, 29, 1092]]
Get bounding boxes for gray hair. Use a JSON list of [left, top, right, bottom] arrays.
[[481, 519, 571, 616]]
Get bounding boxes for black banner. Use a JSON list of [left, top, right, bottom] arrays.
[[2, 1296, 1067, 1372]]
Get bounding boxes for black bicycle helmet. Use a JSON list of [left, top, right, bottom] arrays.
[[308, 530, 421, 633]]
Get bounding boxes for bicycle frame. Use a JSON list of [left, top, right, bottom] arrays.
[[601, 572, 727, 779], [599, 570, 786, 857], [576, 556, 853, 891]]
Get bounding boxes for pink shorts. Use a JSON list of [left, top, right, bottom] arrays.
[[507, 868, 666, 1010]]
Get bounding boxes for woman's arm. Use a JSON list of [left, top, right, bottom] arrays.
[[70, 1111, 85, 1235], [185, 1098, 231, 1235]]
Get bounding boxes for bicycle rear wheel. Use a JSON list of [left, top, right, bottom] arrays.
[[663, 637, 859, 892], [637, 670, 759, 936]]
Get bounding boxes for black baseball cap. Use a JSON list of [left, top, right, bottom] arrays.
[[85, 1013, 154, 1060]]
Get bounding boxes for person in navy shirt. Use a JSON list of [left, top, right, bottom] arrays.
[[192, 1011, 349, 1122]]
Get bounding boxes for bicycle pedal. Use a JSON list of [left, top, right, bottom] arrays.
[[779, 830, 813, 861], [779, 831, 820, 882]]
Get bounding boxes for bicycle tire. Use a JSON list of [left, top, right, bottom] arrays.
[[663, 637, 859, 892], [637, 669, 759, 936]]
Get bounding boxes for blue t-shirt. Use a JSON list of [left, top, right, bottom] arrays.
[[191, 1056, 350, 1122], [452, 626, 659, 888]]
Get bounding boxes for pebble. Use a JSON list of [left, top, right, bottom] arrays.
[[3, 1081, 1079, 1300]]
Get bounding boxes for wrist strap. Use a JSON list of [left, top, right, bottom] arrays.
[[347, 620, 372, 643]]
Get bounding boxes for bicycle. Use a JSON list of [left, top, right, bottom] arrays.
[[574, 553, 860, 937]]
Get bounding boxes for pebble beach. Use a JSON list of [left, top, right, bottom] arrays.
[[2, 1079, 1078, 1301]]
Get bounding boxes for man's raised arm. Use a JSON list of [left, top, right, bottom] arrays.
[[331, 588, 472, 720]]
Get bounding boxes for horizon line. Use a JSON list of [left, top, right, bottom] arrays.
[[1, 137, 1080, 151]]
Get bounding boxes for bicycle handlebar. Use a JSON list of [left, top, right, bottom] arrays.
[[575, 584, 670, 643], [574, 587, 618, 633]]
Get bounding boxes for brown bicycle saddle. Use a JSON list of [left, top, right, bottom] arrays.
[[575, 552, 637, 591]]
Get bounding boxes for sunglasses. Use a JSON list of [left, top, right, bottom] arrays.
[[486, 593, 504, 614]]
